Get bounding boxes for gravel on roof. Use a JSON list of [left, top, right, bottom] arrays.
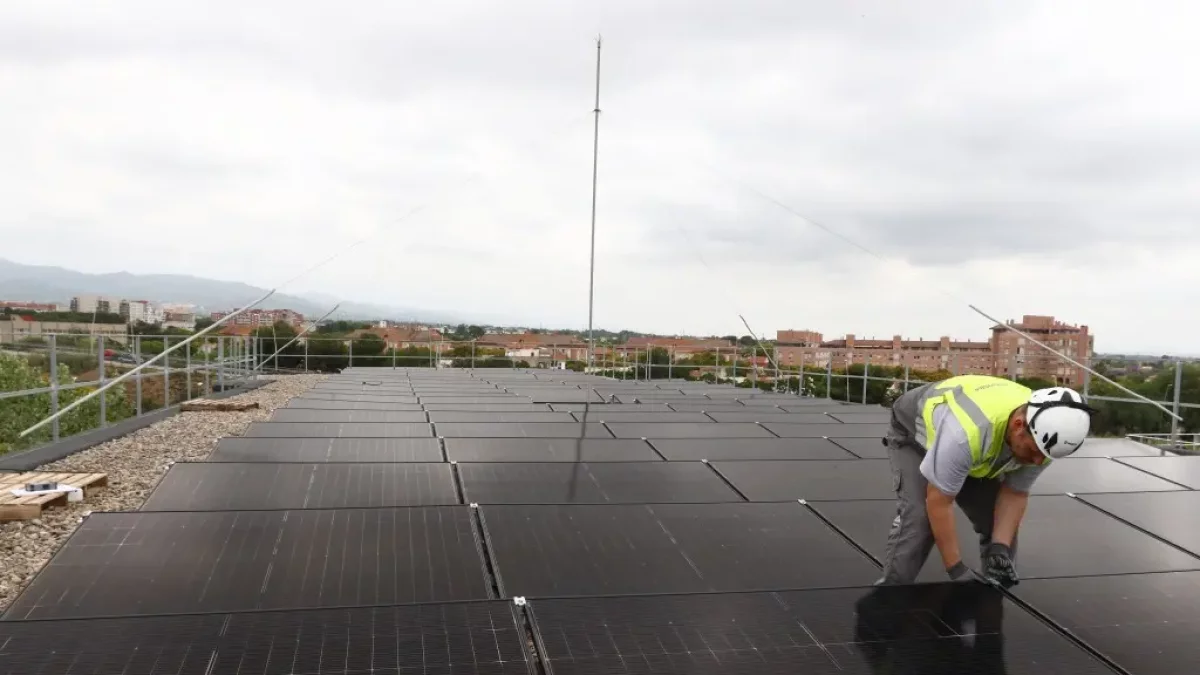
[[0, 374, 325, 612]]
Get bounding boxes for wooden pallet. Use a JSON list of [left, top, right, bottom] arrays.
[[0, 472, 108, 521], [180, 399, 260, 412]]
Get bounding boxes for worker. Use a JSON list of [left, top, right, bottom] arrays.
[[879, 375, 1095, 587]]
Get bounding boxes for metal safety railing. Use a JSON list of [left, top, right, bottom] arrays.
[[0, 333, 261, 454]]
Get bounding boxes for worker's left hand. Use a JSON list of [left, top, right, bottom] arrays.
[[982, 543, 1019, 588]]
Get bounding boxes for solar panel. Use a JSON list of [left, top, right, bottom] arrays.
[[422, 402, 554, 412], [827, 436, 889, 459], [244, 422, 434, 438], [573, 411, 714, 423], [1016, 572, 1200, 675], [779, 401, 852, 411], [300, 393, 421, 403], [1028, 458, 1185, 495], [4, 507, 492, 619], [550, 402, 673, 412], [480, 503, 879, 597], [525, 389, 606, 403], [0, 602, 534, 675], [287, 399, 424, 411], [142, 463, 458, 510], [458, 462, 741, 504], [1115, 456, 1200, 489], [434, 422, 612, 438], [827, 411, 893, 424], [666, 403, 756, 413], [713, 460, 895, 501], [210, 437, 444, 462], [765, 423, 889, 438], [605, 422, 774, 439], [528, 584, 1115, 675], [1081, 491, 1200, 557], [270, 409, 429, 423], [1065, 437, 1164, 458], [703, 410, 818, 423], [445, 438, 660, 462], [648, 438, 856, 461], [811, 496, 1200, 581], [427, 411, 577, 423]]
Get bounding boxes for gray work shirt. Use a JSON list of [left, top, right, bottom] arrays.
[[920, 405, 1045, 496]]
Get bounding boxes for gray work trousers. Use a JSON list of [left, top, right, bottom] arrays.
[[878, 435, 1019, 584]]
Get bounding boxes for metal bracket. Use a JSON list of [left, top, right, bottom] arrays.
[[513, 596, 527, 606]]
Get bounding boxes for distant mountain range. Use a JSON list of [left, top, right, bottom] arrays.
[[0, 258, 457, 324]]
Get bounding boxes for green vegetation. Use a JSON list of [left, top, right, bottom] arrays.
[[0, 353, 134, 455], [1, 308, 126, 324]]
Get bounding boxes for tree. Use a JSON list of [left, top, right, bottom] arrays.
[[194, 317, 216, 331], [351, 334, 387, 365], [738, 335, 755, 347]]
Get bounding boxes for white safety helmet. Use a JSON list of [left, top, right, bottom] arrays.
[[1026, 387, 1095, 459]]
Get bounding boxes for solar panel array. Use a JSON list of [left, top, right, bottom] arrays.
[[3, 368, 1195, 674]]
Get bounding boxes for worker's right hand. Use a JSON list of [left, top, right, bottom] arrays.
[[946, 561, 972, 581]]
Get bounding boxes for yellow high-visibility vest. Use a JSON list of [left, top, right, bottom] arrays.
[[914, 375, 1033, 478]]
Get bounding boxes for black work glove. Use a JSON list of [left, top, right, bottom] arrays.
[[983, 543, 1019, 588], [946, 561, 972, 581]]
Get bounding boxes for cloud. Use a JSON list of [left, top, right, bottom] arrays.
[[1, 0, 1198, 352]]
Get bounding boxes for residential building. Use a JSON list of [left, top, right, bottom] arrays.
[[479, 332, 589, 361], [118, 299, 162, 324], [210, 308, 305, 328], [619, 336, 734, 360], [775, 314, 1093, 387], [0, 300, 60, 312], [70, 294, 118, 314], [0, 317, 127, 344], [992, 315, 1093, 387], [163, 311, 196, 331], [346, 326, 445, 351]]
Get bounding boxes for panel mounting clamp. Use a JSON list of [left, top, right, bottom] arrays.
[[513, 596, 527, 606]]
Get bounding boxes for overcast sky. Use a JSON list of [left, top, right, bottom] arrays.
[[2, 1, 1198, 353]]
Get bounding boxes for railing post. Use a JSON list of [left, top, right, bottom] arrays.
[[163, 336, 171, 408], [98, 335, 107, 427], [1170, 360, 1183, 454], [304, 337, 309, 372], [1082, 362, 1091, 403], [49, 334, 60, 441], [904, 363, 911, 392], [135, 335, 143, 415], [668, 348, 673, 380], [348, 339, 353, 368], [184, 336, 192, 398], [798, 351, 805, 397], [863, 360, 869, 405], [218, 337, 225, 391], [471, 340, 476, 369], [204, 345, 210, 395], [826, 358, 833, 399]]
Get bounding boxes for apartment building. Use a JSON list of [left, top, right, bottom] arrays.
[[70, 294, 119, 314], [775, 315, 1093, 387], [118, 299, 164, 324], [479, 332, 589, 361], [211, 308, 305, 328], [619, 336, 735, 360], [0, 300, 60, 312]]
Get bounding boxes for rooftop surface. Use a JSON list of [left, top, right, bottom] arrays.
[[1, 369, 1195, 674]]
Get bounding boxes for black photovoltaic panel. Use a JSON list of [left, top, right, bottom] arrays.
[[1081, 491, 1200, 557], [572, 411, 713, 423], [428, 411, 577, 423], [606, 422, 774, 439], [0, 613, 225, 675], [300, 393, 421, 403], [287, 399, 424, 411], [827, 411, 893, 424], [4, 507, 491, 619], [707, 412, 837, 424], [420, 393, 530, 401], [666, 403, 757, 413], [142, 463, 458, 510], [313, 384, 415, 393], [779, 401, 852, 411], [1016, 572, 1200, 675], [480, 502, 879, 597], [766, 422, 890, 438], [423, 402, 554, 412], [0, 601, 533, 675], [244, 422, 434, 438], [528, 584, 1115, 675], [649, 438, 856, 461], [210, 437, 444, 463], [1064, 437, 1163, 458], [445, 438, 660, 462], [435, 422, 613, 438], [270, 409, 429, 423], [1028, 458, 1185, 494], [704, 411, 834, 423], [811, 496, 1200, 581], [811, 500, 983, 583], [1116, 456, 1200, 489], [714, 460, 895, 501], [526, 389, 606, 403], [551, 402, 673, 412], [828, 436, 889, 459], [458, 462, 741, 504]]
